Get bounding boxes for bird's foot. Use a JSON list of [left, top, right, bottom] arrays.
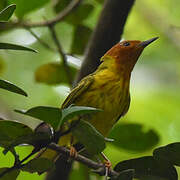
[[69, 146, 78, 158]]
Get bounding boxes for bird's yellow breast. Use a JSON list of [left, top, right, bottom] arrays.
[[74, 69, 130, 136]]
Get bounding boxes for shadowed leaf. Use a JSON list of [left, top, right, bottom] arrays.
[[0, 4, 16, 22], [35, 62, 77, 85], [0, 168, 20, 180], [72, 120, 106, 155], [3, 132, 52, 154], [114, 156, 177, 180], [0, 42, 37, 52], [153, 142, 180, 166], [0, 120, 33, 148], [21, 158, 55, 174], [54, 0, 72, 14], [70, 25, 92, 55], [65, 3, 94, 25], [109, 123, 159, 152], [15, 106, 62, 130], [112, 169, 134, 180], [0, 79, 28, 96]]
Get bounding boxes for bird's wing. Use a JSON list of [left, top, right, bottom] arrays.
[[115, 94, 130, 122], [61, 75, 94, 109]]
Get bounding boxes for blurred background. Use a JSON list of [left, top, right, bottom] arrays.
[[0, 0, 180, 179]]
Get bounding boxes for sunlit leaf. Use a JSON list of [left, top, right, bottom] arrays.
[[153, 142, 180, 166], [21, 158, 55, 174], [0, 168, 20, 180], [35, 62, 77, 85], [109, 123, 159, 152], [0, 4, 16, 22], [0, 42, 37, 52], [60, 106, 102, 128], [15, 106, 62, 130], [0, 120, 33, 148], [72, 120, 106, 155], [0, 79, 28, 96], [70, 25, 92, 55], [114, 156, 177, 180], [8, 0, 50, 18]]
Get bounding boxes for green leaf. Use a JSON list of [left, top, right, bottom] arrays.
[[3, 132, 52, 154], [72, 120, 106, 155], [0, 42, 37, 52], [15, 106, 62, 130], [0, 4, 16, 22], [0, 79, 28, 96], [65, 3, 94, 25], [114, 156, 177, 180], [0, 168, 20, 180], [35, 62, 77, 85], [21, 158, 55, 174], [153, 142, 180, 166], [109, 123, 159, 152], [0, 120, 33, 148], [0, 57, 5, 75], [54, 0, 72, 14], [0, 0, 8, 11], [70, 25, 92, 55], [8, 0, 50, 18], [60, 106, 102, 128], [112, 169, 134, 180]]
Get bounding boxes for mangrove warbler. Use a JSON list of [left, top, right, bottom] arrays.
[[43, 37, 158, 160]]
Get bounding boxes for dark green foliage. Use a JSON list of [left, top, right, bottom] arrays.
[[21, 158, 55, 174], [0, 120, 33, 148], [114, 156, 177, 180], [0, 168, 20, 180], [0, 79, 28, 96], [72, 120, 106, 155], [60, 105, 102, 128], [0, 42, 37, 52], [70, 25, 92, 55], [109, 123, 159, 152], [112, 169, 134, 180], [153, 143, 180, 166], [15, 106, 62, 130], [0, 4, 16, 22]]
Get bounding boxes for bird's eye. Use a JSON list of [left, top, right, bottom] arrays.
[[123, 42, 130, 46]]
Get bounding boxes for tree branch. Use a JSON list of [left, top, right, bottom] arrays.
[[48, 143, 119, 178], [75, 0, 135, 84], [0, 0, 83, 29]]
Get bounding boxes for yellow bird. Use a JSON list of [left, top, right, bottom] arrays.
[[43, 37, 158, 163]]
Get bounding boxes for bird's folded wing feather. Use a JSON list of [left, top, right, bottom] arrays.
[[61, 75, 94, 109]]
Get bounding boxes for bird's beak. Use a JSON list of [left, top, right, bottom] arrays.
[[139, 37, 159, 48]]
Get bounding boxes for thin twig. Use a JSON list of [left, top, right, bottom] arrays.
[[27, 28, 56, 52], [3, 0, 82, 28], [48, 25, 73, 85], [48, 143, 119, 178]]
